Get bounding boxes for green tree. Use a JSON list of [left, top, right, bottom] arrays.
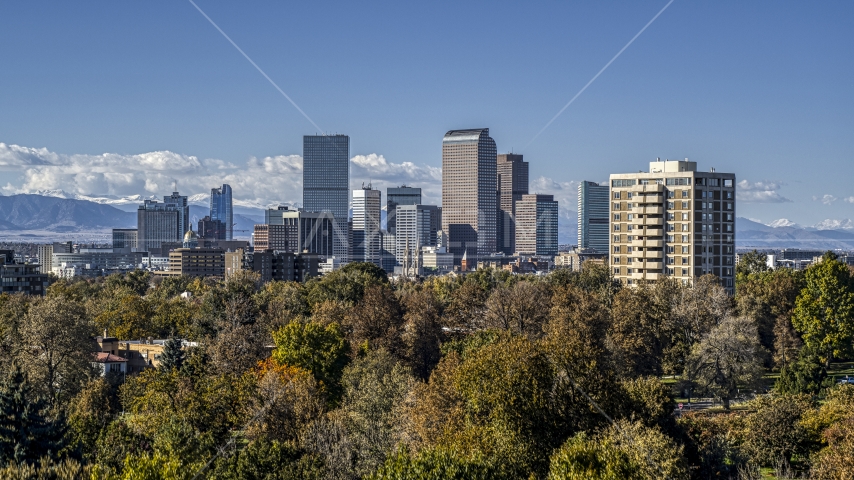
[[305, 262, 388, 308], [547, 432, 636, 480], [0, 366, 68, 466], [684, 316, 766, 410], [159, 337, 185, 372], [16, 295, 95, 405], [775, 345, 833, 395], [743, 394, 812, 467], [736, 250, 769, 278], [371, 446, 495, 480], [792, 252, 854, 366], [211, 439, 325, 480], [67, 377, 119, 461], [271, 321, 350, 402], [609, 284, 670, 377], [343, 284, 404, 358], [401, 289, 444, 380]]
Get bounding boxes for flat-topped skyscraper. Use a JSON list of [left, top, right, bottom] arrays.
[[352, 185, 382, 267], [497, 153, 528, 254], [303, 135, 350, 219], [303, 134, 350, 262], [441, 128, 497, 262], [386, 185, 421, 235]]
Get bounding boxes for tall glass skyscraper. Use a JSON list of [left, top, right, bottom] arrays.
[[497, 153, 528, 254], [210, 184, 233, 240], [303, 135, 350, 262], [577, 181, 609, 253], [386, 185, 421, 234], [441, 128, 497, 262]]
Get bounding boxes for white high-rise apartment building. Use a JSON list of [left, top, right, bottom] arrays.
[[609, 159, 736, 292], [352, 186, 382, 267]]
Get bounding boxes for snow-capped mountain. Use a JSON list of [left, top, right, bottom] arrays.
[[33, 190, 158, 206], [767, 218, 800, 228], [812, 219, 854, 230]]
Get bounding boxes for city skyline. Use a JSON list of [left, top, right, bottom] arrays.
[[1, 2, 852, 228]]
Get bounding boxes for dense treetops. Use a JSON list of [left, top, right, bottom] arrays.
[[0, 256, 853, 478]]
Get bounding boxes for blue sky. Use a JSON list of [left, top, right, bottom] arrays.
[[1, 1, 852, 226]]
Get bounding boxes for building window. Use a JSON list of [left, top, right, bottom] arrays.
[[614, 214, 621, 221], [667, 257, 675, 264], [682, 268, 688, 276], [613, 235, 620, 242], [613, 225, 620, 232], [667, 268, 675, 275], [724, 179, 733, 187], [613, 202, 620, 210], [614, 268, 620, 274], [726, 203, 733, 210], [613, 192, 621, 199], [667, 202, 675, 209], [682, 190, 689, 198], [667, 235, 674, 242], [682, 224, 689, 231], [627, 214, 634, 220], [627, 247, 633, 253], [667, 246, 675, 253], [613, 246, 620, 253], [667, 224, 675, 232], [627, 235, 634, 241], [682, 213, 689, 220], [668, 191, 675, 198], [682, 246, 689, 253], [682, 201, 689, 209], [627, 269, 633, 274], [726, 191, 733, 199], [667, 213, 675, 221]]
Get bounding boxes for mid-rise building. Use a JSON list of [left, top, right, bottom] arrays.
[[226, 249, 319, 283], [609, 159, 736, 290], [515, 194, 559, 257], [380, 231, 396, 273], [264, 207, 334, 257], [112, 229, 138, 253], [352, 186, 382, 266], [386, 186, 421, 235], [395, 204, 440, 265], [303, 134, 349, 262], [441, 128, 498, 262], [37, 241, 72, 274], [210, 184, 233, 240], [578, 181, 610, 254], [198, 216, 226, 241], [497, 153, 528, 254], [51, 251, 149, 278], [0, 250, 48, 295], [163, 248, 225, 278], [253, 224, 291, 251]]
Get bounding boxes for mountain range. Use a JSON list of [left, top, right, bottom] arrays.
[[3, 193, 854, 250]]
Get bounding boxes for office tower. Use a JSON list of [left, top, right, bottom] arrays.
[[380, 231, 396, 273], [198, 216, 226, 240], [303, 134, 350, 262], [386, 186, 422, 235], [497, 153, 528, 254], [210, 184, 233, 240], [164, 191, 190, 239], [37, 242, 72, 274], [264, 206, 334, 257], [352, 186, 382, 266], [441, 128, 497, 262], [515, 194, 559, 257], [112, 229, 138, 253], [137, 200, 180, 252], [609, 159, 736, 291], [578, 181, 610, 253], [395, 204, 440, 266], [253, 224, 291, 251]]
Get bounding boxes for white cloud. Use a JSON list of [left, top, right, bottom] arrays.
[[736, 179, 791, 203], [843, 197, 854, 204], [0, 143, 442, 209], [529, 176, 580, 220]]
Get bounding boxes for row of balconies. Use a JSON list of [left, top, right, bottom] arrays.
[[630, 239, 664, 248]]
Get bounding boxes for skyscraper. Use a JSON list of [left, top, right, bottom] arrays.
[[577, 181, 610, 253], [352, 185, 382, 266], [441, 128, 497, 262], [609, 159, 736, 291], [210, 184, 233, 240], [303, 135, 350, 262], [395, 204, 440, 266], [163, 191, 189, 239], [515, 194, 558, 257], [497, 153, 528, 254], [386, 186, 421, 235], [137, 200, 180, 252]]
